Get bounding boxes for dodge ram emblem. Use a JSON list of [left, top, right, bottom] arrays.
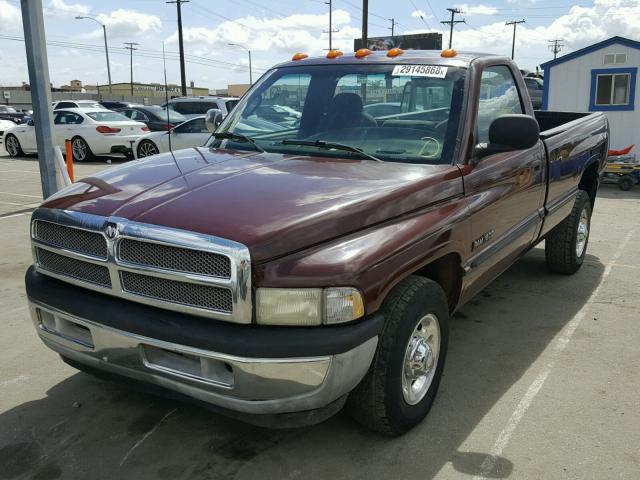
[[105, 223, 119, 239]]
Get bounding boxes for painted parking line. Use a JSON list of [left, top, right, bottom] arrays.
[[472, 229, 635, 480]]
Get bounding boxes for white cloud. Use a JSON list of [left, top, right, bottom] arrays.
[[407, 0, 640, 68], [45, 0, 89, 17], [411, 9, 429, 19], [86, 9, 162, 39], [0, 0, 21, 32], [455, 4, 499, 15]]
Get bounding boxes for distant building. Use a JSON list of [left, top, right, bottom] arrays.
[[227, 84, 250, 97], [541, 36, 639, 151], [96, 82, 209, 98]]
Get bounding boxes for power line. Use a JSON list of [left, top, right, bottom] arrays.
[[505, 19, 525, 60], [167, 0, 189, 96], [440, 8, 465, 49], [407, 0, 431, 30]]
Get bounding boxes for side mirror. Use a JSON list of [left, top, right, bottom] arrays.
[[474, 114, 539, 160], [27, 119, 34, 126], [205, 108, 224, 133]]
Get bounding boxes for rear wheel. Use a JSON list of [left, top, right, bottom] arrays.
[[618, 175, 634, 191], [5, 134, 24, 157], [545, 190, 592, 274], [137, 140, 159, 158], [347, 276, 449, 436], [71, 136, 93, 162]]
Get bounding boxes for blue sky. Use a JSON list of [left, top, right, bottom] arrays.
[[1, 0, 639, 90]]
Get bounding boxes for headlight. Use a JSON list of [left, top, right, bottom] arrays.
[[256, 287, 365, 326]]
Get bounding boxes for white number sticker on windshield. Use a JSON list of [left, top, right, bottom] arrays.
[[391, 65, 448, 78]]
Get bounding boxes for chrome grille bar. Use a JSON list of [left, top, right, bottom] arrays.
[[30, 208, 252, 323]]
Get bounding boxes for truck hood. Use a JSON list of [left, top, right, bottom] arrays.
[[43, 147, 463, 262]]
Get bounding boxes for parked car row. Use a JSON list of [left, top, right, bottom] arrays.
[[3, 95, 240, 160]]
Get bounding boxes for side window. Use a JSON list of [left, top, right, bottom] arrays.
[[120, 109, 133, 118], [172, 102, 214, 115], [131, 110, 149, 121], [175, 117, 208, 133], [54, 111, 83, 125], [477, 65, 524, 144]]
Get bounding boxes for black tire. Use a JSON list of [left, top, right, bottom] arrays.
[[618, 175, 634, 191], [71, 136, 94, 162], [347, 276, 449, 436], [5, 134, 24, 157], [137, 139, 160, 158], [545, 190, 592, 275]]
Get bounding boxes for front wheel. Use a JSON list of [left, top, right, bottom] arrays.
[[347, 276, 449, 436], [137, 140, 159, 158], [5, 134, 24, 157], [71, 137, 93, 162], [545, 190, 592, 274]]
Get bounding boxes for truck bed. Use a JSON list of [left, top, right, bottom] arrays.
[[534, 110, 592, 138]]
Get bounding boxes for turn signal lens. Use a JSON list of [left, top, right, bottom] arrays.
[[355, 48, 372, 58], [326, 49, 343, 59], [324, 288, 365, 324], [95, 125, 121, 135], [387, 48, 404, 57], [292, 52, 308, 61], [441, 48, 458, 58], [141, 126, 150, 132]]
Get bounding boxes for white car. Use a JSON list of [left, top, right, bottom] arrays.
[[0, 118, 16, 146], [134, 115, 211, 158], [3, 109, 149, 161]]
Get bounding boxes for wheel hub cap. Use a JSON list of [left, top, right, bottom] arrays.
[[576, 207, 589, 257], [402, 313, 441, 405]]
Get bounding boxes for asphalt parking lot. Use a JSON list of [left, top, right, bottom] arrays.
[[1, 151, 639, 480]]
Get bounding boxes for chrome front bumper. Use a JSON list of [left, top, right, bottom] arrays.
[[29, 301, 377, 415]]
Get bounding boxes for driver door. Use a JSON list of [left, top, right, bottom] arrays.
[[460, 64, 546, 301]]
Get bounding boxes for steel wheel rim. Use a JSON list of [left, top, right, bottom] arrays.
[[6, 136, 18, 156], [72, 139, 87, 161], [402, 313, 441, 405], [139, 142, 158, 157], [576, 207, 589, 257]]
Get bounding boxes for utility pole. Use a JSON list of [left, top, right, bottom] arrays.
[[440, 8, 465, 49], [324, 0, 338, 50], [361, 0, 368, 49], [388, 17, 397, 37], [75, 16, 112, 93], [124, 42, 139, 96], [167, 0, 189, 96], [548, 39, 564, 60], [505, 19, 525, 60], [20, 0, 57, 198]]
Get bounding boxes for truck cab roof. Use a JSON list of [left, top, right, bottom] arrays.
[[275, 50, 499, 69]]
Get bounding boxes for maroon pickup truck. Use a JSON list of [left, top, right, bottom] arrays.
[[25, 49, 608, 435]]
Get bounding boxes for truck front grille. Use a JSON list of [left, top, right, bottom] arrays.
[[36, 247, 112, 287], [120, 271, 233, 312], [30, 209, 252, 323], [33, 220, 108, 258], [118, 238, 231, 278]]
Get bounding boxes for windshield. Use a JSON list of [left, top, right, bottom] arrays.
[[206, 64, 465, 164], [86, 111, 131, 122]]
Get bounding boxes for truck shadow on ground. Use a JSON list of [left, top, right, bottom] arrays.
[[0, 248, 605, 480]]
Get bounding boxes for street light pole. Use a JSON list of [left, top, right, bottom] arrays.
[[75, 16, 112, 94], [228, 43, 252, 85]]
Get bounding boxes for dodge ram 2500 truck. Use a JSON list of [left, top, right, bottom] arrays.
[[25, 49, 608, 435]]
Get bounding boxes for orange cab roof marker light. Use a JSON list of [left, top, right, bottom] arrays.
[[387, 48, 404, 57], [292, 52, 308, 61], [326, 49, 343, 59], [355, 48, 372, 58], [441, 48, 457, 58]]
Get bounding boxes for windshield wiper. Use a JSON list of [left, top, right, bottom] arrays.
[[212, 131, 264, 152], [281, 139, 382, 162]]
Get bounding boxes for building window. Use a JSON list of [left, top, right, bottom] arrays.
[[604, 53, 627, 65], [589, 67, 637, 112]]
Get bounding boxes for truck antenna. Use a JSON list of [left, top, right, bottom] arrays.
[[162, 41, 173, 154]]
